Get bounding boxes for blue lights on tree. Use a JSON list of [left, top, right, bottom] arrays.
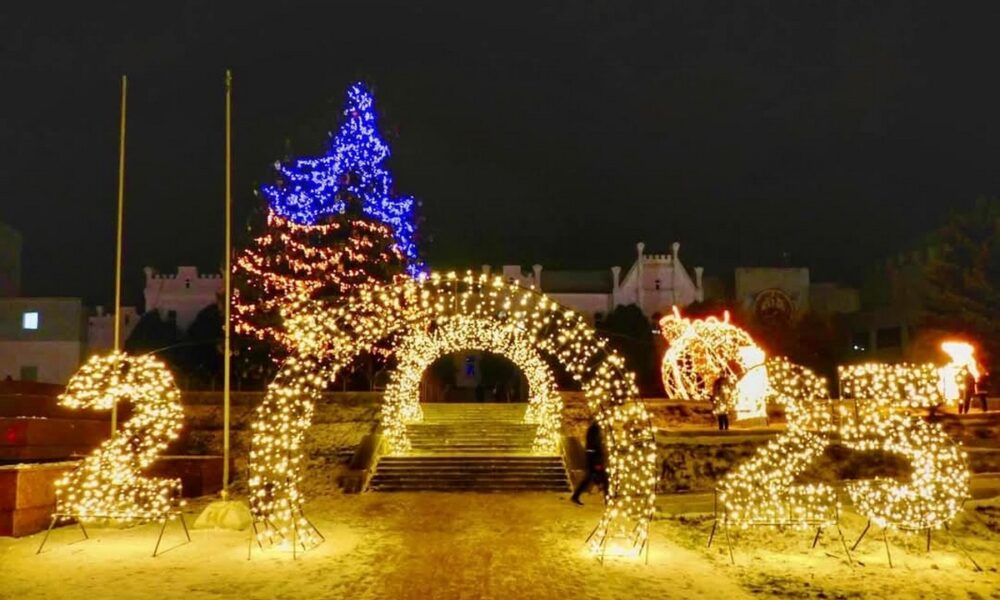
[[262, 82, 423, 275]]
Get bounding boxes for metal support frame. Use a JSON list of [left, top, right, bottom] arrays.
[[707, 488, 852, 567], [850, 515, 982, 572], [247, 509, 324, 560], [36, 510, 190, 557]]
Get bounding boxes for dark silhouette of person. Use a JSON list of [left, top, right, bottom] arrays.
[[571, 421, 607, 505], [475, 383, 485, 403], [960, 369, 977, 414], [712, 373, 730, 431], [976, 372, 990, 413]]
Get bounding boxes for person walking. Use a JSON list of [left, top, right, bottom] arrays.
[[976, 372, 990, 413], [571, 421, 607, 505], [712, 372, 731, 431]]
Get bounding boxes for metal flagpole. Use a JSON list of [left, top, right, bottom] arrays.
[[222, 69, 233, 499], [111, 74, 127, 436]]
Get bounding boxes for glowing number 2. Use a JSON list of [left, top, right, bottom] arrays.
[[719, 358, 839, 528], [55, 352, 184, 521]]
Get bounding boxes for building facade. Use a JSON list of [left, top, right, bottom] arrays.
[[488, 242, 705, 323], [143, 266, 222, 332], [0, 297, 85, 384], [86, 305, 140, 355]]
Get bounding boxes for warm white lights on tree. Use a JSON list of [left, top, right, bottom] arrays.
[[54, 352, 184, 521], [249, 272, 657, 555], [382, 315, 561, 455]]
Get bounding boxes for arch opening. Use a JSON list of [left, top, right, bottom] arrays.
[[381, 314, 561, 455], [249, 272, 657, 555]]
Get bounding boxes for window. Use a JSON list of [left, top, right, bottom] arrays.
[[22, 312, 39, 330], [184, 279, 191, 289], [19, 366, 38, 382], [876, 327, 902, 349], [851, 331, 868, 353], [464, 356, 476, 377], [655, 279, 661, 290]]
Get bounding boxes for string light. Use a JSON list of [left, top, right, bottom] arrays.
[[232, 210, 406, 354], [54, 352, 184, 521], [260, 82, 422, 274], [382, 315, 561, 454], [719, 358, 839, 529], [722, 356, 970, 533], [248, 272, 657, 555], [659, 307, 761, 403], [838, 361, 971, 531]]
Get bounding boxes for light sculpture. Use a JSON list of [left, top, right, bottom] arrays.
[[720, 357, 970, 544], [54, 352, 184, 522], [838, 362, 970, 533], [232, 210, 407, 354], [260, 82, 422, 274], [249, 272, 657, 556], [382, 315, 560, 454], [718, 358, 839, 531], [659, 308, 761, 403]]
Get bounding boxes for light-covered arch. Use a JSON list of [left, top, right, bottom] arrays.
[[249, 272, 656, 555], [381, 314, 561, 455]]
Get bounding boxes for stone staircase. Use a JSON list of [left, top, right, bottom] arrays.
[[369, 403, 570, 492]]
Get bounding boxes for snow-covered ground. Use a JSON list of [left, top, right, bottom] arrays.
[[2, 491, 998, 600]]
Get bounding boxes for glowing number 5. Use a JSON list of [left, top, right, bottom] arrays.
[[838, 364, 969, 530], [55, 352, 184, 521]]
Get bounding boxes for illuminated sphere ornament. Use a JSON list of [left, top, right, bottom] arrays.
[[659, 308, 760, 402], [249, 272, 657, 555], [55, 352, 184, 521]]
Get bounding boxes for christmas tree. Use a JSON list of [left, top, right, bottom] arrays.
[[232, 211, 407, 357], [233, 82, 419, 374], [261, 81, 422, 275]]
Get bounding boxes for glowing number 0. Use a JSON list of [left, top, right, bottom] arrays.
[[55, 352, 184, 521]]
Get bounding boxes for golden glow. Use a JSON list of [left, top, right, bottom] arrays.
[[838, 360, 971, 530], [658, 308, 761, 407], [939, 340, 982, 404], [232, 210, 406, 354], [719, 358, 838, 528], [248, 272, 657, 554], [722, 357, 970, 532], [54, 352, 184, 521], [382, 315, 561, 454], [733, 346, 769, 421]]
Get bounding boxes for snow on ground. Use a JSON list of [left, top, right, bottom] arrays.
[[1, 492, 998, 600]]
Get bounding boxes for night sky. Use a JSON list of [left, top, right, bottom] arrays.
[[2, 1, 999, 307]]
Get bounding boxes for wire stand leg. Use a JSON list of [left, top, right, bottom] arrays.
[[35, 515, 59, 555], [851, 519, 871, 551], [944, 524, 983, 572], [153, 517, 169, 558], [882, 528, 892, 569], [836, 524, 854, 568], [811, 527, 823, 549]]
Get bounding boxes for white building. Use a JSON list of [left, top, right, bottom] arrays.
[[488, 242, 705, 322], [0, 297, 85, 384], [143, 266, 222, 332], [86, 305, 140, 355]]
